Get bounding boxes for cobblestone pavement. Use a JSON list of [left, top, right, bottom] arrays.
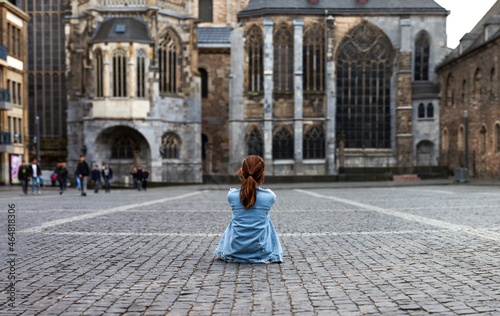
[[1, 183, 500, 315]]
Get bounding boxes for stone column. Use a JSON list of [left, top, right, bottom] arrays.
[[325, 15, 337, 175], [293, 19, 304, 175], [103, 49, 110, 98], [396, 18, 414, 174], [129, 45, 136, 98], [263, 18, 274, 174]]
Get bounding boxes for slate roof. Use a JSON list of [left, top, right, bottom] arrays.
[[90, 17, 154, 44], [198, 27, 232, 48], [238, 0, 448, 18], [437, 1, 500, 70]]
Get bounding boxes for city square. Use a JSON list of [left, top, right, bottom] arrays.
[[1, 181, 499, 315]]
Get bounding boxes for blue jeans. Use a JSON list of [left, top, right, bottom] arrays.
[[31, 177, 41, 193]]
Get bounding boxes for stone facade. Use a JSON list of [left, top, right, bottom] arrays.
[[438, 2, 500, 179]]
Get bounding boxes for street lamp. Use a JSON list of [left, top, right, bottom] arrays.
[[463, 110, 468, 178]]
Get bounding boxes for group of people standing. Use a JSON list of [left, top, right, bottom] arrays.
[[130, 166, 149, 191], [71, 155, 114, 196], [17, 158, 43, 195]]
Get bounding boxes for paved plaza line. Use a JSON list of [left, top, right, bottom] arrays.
[[296, 189, 500, 242], [19, 191, 208, 233]]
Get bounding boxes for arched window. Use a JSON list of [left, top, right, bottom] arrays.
[[418, 103, 425, 118], [246, 26, 263, 93], [458, 125, 464, 151], [442, 128, 449, 152], [112, 136, 138, 159], [273, 23, 293, 92], [495, 123, 500, 153], [273, 126, 294, 159], [199, 68, 208, 98], [479, 125, 487, 154], [95, 49, 103, 97], [199, 0, 213, 23], [303, 24, 324, 92], [427, 103, 434, 118], [246, 126, 264, 157], [336, 22, 393, 148], [303, 125, 325, 159], [136, 49, 146, 98], [113, 48, 128, 97], [161, 132, 181, 159], [474, 68, 482, 100], [414, 32, 430, 81], [159, 31, 180, 94]]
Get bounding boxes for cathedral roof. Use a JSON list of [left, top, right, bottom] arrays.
[[198, 27, 232, 48], [90, 17, 153, 44], [238, 0, 448, 18]]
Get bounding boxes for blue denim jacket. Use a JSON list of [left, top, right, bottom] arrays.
[[214, 187, 283, 263]]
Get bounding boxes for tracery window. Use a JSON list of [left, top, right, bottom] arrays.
[[303, 125, 325, 159], [414, 32, 430, 81], [272, 126, 293, 159], [112, 136, 138, 159], [113, 48, 128, 97], [136, 49, 146, 98], [161, 132, 181, 159], [95, 49, 104, 97], [246, 126, 263, 157], [159, 31, 180, 94], [273, 24, 293, 92], [336, 22, 393, 148], [246, 26, 263, 93], [303, 24, 324, 92]]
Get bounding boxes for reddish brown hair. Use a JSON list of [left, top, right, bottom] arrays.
[[237, 155, 265, 208]]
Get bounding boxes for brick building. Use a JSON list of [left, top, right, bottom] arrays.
[[437, 1, 500, 179]]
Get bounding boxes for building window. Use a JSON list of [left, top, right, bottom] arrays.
[[427, 103, 434, 118], [414, 32, 429, 81], [246, 126, 263, 157], [418, 103, 425, 118], [136, 49, 146, 98], [446, 73, 454, 107], [458, 125, 464, 151], [336, 22, 393, 148], [113, 48, 128, 97], [246, 26, 263, 93], [95, 49, 104, 97], [461, 80, 467, 105], [199, 0, 213, 23], [303, 125, 325, 159], [495, 123, 500, 153], [161, 132, 181, 159], [474, 68, 482, 100], [273, 23, 293, 92], [7, 23, 21, 58], [303, 24, 324, 92], [199, 68, 208, 98], [273, 125, 293, 159], [442, 128, 449, 152], [112, 136, 138, 159], [490, 68, 496, 98], [479, 125, 487, 154], [159, 31, 180, 94]]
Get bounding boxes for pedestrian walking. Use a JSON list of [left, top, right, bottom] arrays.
[[76, 155, 90, 196], [214, 155, 283, 263], [17, 160, 30, 195], [91, 164, 101, 193], [131, 166, 143, 191], [101, 163, 113, 193], [74, 169, 81, 190], [142, 167, 149, 191], [29, 158, 42, 195], [56, 162, 69, 195]]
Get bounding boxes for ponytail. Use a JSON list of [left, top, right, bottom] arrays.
[[237, 155, 265, 208]]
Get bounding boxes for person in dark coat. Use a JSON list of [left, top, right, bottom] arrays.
[[56, 162, 69, 195], [142, 167, 149, 191], [101, 163, 113, 193], [18, 160, 30, 195], [75, 155, 90, 196], [91, 164, 101, 193], [29, 158, 42, 195]]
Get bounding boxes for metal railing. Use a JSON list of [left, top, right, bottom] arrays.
[[95, 0, 186, 13], [0, 89, 10, 102], [0, 132, 11, 145], [0, 45, 7, 60]]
